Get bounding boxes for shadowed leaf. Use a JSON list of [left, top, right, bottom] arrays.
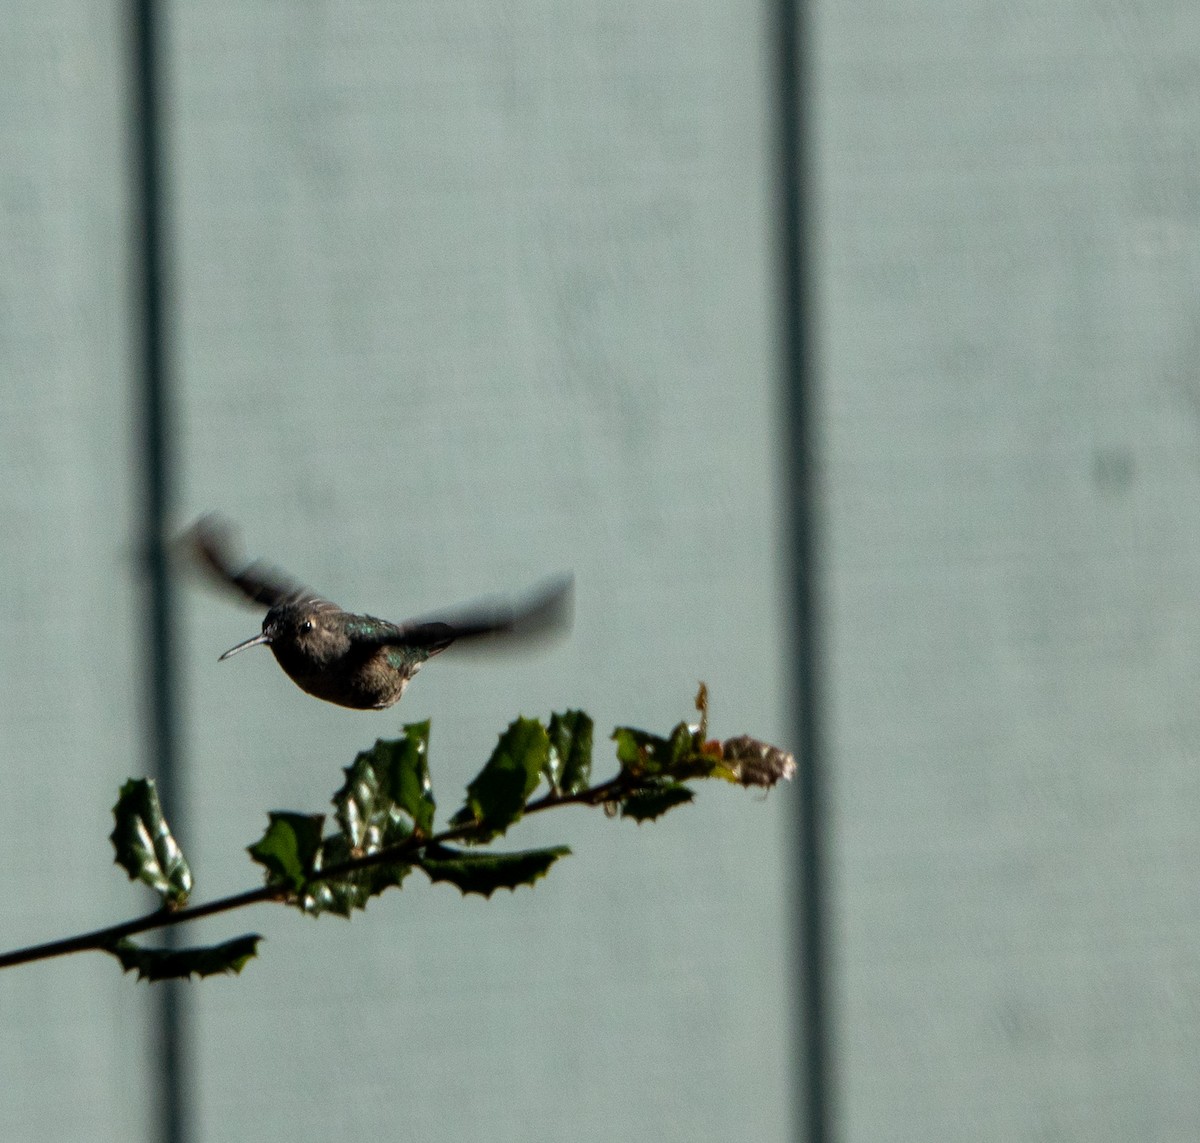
[[110, 779, 193, 909], [620, 784, 694, 823], [106, 934, 261, 981], [418, 843, 570, 897]]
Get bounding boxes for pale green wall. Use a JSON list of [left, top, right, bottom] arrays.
[[6, 2, 1200, 1142], [1, 4, 791, 1142], [820, 2, 1200, 1139], [0, 5, 151, 1142]]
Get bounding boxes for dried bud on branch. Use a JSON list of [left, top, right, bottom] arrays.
[[721, 735, 796, 789]]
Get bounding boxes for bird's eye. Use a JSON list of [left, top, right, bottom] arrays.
[[300, 620, 314, 633]]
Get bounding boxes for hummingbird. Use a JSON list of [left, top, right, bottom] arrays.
[[188, 517, 572, 711]]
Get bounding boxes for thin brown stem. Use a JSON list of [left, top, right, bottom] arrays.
[[0, 772, 638, 971], [0, 886, 281, 970]]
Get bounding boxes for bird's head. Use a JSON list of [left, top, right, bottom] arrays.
[[220, 599, 348, 666]]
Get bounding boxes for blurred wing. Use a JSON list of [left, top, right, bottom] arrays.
[[370, 575, 574, 653], [185, 515, 321, 609]]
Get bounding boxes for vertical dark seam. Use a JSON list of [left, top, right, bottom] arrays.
[[774, 0, 832, 1139], [130, 2, 188, 1142]]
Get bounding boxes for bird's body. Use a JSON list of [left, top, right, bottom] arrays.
[[189, 518, 571, 710], [248, 601, 434, 710]]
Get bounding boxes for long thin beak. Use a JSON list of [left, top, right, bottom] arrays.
[[219, 631, 271, 660]]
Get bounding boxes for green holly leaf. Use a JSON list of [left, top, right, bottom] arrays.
[[417, 843, 570, 897], [613, 726, 660, 771], [385, 721, 436, 835], [332, 725, 435, 850], [298, 831, 411, 918], [611, 725, 687, 775], [613, 721, 718, 780], [105, 934, 261, 981], [332, 750, 393, 853], [110, 779, 193, 909], [247, 813, 325, 892], [620, 783, 694, 823], [663, 721, 698, 768], [451, 717, 549, 835], [309, 725, 433, 916], [546, 710, 593, 794]]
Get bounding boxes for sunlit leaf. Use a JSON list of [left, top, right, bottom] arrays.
[[612, 721, 696, 775], [612, 726, 664, 772], [613, 717, 725, 781], [247, 813, 325, 891], [546, 710, 593, 794], [385, 721, 436, 835], [332, 750, 392, 854], [110, 779, 193, 909], [451, 717, 549, 835], [301, 831, 412, 918]]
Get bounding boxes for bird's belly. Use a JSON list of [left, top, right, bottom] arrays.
[[280, 659, 408, 710]]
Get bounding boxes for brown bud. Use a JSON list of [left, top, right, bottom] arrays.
[[721, 735, 797, 789]]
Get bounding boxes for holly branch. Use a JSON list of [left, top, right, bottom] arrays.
[[0, 685, 793, 981]]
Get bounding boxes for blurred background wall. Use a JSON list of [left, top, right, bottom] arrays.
[[3, 2, 1200, 1143], [820, 5, 1200, 1139], [1, 3, 792, 1142]]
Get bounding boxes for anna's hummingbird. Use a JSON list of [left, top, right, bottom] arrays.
[[189, 517, 572, 711]]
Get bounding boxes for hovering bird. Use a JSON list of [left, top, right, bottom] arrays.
[[188, 517, 572, 710]]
